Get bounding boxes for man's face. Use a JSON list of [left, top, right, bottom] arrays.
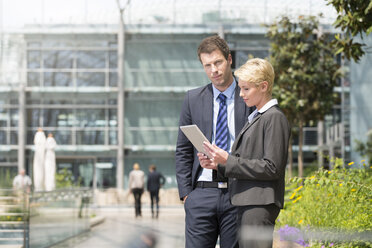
[[200, 50, 233, 91]]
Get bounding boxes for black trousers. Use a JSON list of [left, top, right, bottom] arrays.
[[237, 204, 280, 248], [149, 190, 159, 216], [132, 188, 143, 217], [184, 187, 238, 248]]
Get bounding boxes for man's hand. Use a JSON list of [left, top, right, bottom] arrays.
[[197, 152, 217, 170], [183, 195, 188, 204]]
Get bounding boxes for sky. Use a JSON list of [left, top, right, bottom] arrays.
[[1, 0, 120, 30], [0, 0, 337, 31]]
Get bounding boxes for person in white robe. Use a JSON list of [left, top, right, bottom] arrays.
[[33, 128, 46, 191], [45, 133, 57, 191]]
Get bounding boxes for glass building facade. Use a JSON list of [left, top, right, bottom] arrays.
[[1, 5, 359, 188]]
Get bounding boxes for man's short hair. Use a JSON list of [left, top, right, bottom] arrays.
[[149, 164, 156, 171], [197, 35, 230, 62]]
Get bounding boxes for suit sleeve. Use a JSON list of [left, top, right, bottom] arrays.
[[222, 112, 290, 181], [175, 92, 195, 200]]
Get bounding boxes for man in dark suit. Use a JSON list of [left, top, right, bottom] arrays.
[[199, 58, 291, 248], [147, 164, 165, 218], [176, 35, 254, 248]]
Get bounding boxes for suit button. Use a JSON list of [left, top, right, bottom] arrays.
[[236, 154, 240, 157]]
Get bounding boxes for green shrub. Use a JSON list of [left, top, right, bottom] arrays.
[[278, 159, 372, 247]]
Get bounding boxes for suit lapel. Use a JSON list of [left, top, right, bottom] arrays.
[[234, 86, 246, 137], [201, 84, 214, 142], [231, 113, 261, 151]]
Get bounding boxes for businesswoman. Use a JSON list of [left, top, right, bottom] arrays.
[[198, 58, 291, 248]]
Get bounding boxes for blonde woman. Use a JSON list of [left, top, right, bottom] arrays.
[[128, 163, 145, 217], [199, 58, 291, 248]]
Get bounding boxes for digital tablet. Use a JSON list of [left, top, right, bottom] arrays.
[[180, 124, 211, 157]]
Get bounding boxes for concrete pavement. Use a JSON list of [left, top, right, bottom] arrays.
[[50, 205, 185, 248]]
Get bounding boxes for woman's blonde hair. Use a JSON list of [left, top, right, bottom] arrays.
[[234, 58, 275, 96]]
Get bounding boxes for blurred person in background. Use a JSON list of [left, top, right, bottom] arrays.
[[129, 163, 145, 218], [146, 164, 165, 218], [13, 169, 32, 193]]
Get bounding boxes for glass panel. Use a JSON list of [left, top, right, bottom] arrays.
[[28, 190, 91, 248], [76, 51, 105, 68], [126, 129, 178, 146], [235, 50, 269, 68], [10, 109, 18, 126], [43, 109, 74, 127], [76, 130, 104, 145], [109, 130, 117, 145], [0, 109, 7, 127], [27, 109, 41, 127], [27, 72, 40, 87], [10, 131, 18, 145], [44, 72, 73, 87], [27, 50, 41, 69], [0, 131, 6, 144], [54, 130, 72, 145], [126, 42, 200, 69], [44, 50, 74, 68], [76, 109, 106, 127], [125, 71, 207, 88], [109, 72, 117, 87], [109, 109, 117, 127], [77, 72, 105, 87], [125, 99, 182, 127], [109, 51, 117, 68]]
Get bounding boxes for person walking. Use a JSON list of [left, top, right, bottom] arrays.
[[199, 58, 291, 248], [13, 169, 32, 193], [146, 164, 165, 218], [129, 163, 145, 218], [175, 35, 255, 248]]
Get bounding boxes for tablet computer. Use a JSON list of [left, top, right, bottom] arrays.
[[180, 124, 211, 157]]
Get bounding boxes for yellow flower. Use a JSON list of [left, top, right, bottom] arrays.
[[290, 192, 296, 199], [348, 161, 354, 166], [293, 196, 302, 203], [298, 219, 303, 224], [339, 183, 343, 187], [351, 188, 356, 192], [295, 186, 303, 192], [316, 184, 320, 186], [360, 160, 365, 163], [17, 217, 22, 221], [328, 171, 332, 174], [309, 176, 315, 179]]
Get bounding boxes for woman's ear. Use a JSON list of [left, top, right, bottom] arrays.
[[260, 81, 269, 92]]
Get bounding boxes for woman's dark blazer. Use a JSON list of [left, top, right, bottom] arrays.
[[217, 105, 291, 209]]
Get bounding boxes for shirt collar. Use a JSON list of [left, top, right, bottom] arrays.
[[248, 99, 278, 123], [212, 78, 236, 101], [258, 99, 278, 113]]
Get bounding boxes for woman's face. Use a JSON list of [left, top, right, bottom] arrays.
[[238, 80, 267, 110]]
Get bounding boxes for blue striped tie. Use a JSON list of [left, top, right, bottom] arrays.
[[215, 93, 228, 151]]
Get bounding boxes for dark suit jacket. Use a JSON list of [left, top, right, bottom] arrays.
[[147, 171, 165, 192], [176, 83, 254, 200], [218, 105, 291, 209]]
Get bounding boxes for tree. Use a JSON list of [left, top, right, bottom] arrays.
[[355, 129, 372, 165], [267, 15, 342, 178], [327, 0, 372, 62]]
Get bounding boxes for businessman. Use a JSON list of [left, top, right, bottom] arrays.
[[175, 35, 254, 248], [147, 164, 166, 218]]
